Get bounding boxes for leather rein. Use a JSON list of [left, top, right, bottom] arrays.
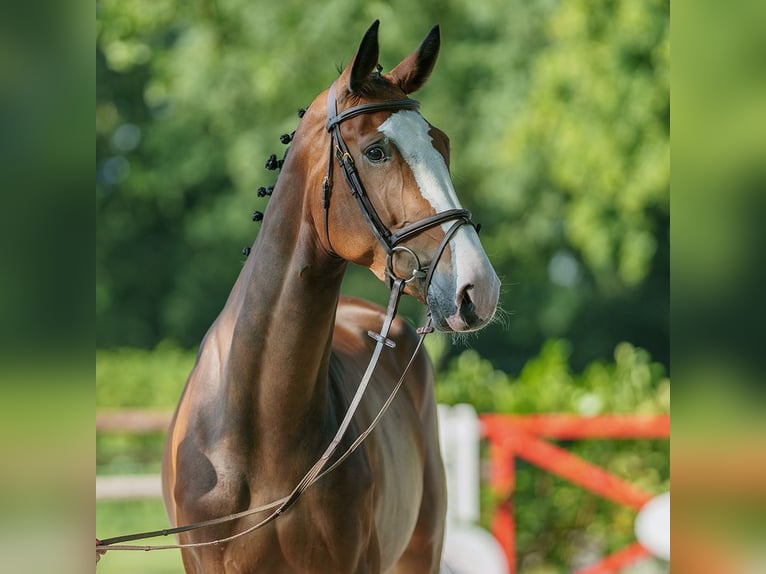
[[96, 83, 476, 555]]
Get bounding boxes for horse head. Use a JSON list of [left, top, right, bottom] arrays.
[[306, 21, 500, 333]]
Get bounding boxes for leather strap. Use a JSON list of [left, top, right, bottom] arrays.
[[96, 81, 480, 557], [327, 98, 420, 131], [323, 83, 475, 255], [97, 279, 420, 553], [389, 208, 472, 247]]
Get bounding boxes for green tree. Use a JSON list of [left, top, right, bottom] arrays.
[[436, 339, 670, 572], [97, 5, 669, 570], [97, 1, 668, 374], [463, 0, 669, 372]]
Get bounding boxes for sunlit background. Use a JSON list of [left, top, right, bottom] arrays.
[[96, 1, 670, 572]]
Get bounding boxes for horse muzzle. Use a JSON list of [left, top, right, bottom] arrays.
[[426, 266, 500, 333]]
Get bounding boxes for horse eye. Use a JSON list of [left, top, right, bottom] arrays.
[[365, 146, 387, 163]]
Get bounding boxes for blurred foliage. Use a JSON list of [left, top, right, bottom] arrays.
[[96, 341, 193, 408], [96, 342, 193, 476], [96, 0, 668, 374], [97, 1, 669, 572], [437, 339, 669, 570], [436, 339, 669, 415]]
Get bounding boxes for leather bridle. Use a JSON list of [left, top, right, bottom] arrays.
[[323, 82, 477, 293], [96, 82, 479, 558], [97, 279, 429, 555]]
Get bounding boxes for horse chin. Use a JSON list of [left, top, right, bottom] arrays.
[[427, 294, 490, 334], [429, 311, 464, 334]]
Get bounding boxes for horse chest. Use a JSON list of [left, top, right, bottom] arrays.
[[267, 430, 423, 573]]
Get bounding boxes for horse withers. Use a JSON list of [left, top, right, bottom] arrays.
[[162, 21, 500, 573]]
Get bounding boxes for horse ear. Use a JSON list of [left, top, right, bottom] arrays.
[[388, 25, 440, 94], [345, 20, 380, 94]]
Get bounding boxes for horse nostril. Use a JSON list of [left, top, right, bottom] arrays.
[[458, 284, 478, 324]]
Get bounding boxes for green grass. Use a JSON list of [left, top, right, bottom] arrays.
[[97, 500, 184, 574]]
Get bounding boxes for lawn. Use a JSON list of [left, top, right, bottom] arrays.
[[97, 499, 184, 574]]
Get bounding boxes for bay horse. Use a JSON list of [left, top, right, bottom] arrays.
[[161, 21, 500, 573]]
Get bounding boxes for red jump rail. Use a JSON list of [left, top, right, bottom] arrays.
[[480, 414, 670, 574]]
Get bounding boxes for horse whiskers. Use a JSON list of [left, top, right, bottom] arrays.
[[445, 307, 508, 349], [441, 302, 509, 346], [448, 330, 479, 347], [489, 303, 512, 331]]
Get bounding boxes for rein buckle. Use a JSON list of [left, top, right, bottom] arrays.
[[335, 145, 354, 167]]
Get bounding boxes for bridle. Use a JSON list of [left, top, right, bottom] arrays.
[[323, 82, 477, 293], [96, 82, 479, 558]]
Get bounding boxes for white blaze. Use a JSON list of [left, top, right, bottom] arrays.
[[378, 110, 485, 295]]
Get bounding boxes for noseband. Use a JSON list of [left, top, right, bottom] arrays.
[[323, 83, 476, 291]]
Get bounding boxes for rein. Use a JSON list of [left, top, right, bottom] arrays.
[[98, 278, 426, 553], [96, 84, 475, 556]]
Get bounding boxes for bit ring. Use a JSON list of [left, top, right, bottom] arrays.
[[385, 246, 428, 284]]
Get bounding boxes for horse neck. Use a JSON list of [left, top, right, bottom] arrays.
[[215, 121, 346, 448]]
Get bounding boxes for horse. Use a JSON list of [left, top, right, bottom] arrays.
[[161, 20, 500, 573]]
